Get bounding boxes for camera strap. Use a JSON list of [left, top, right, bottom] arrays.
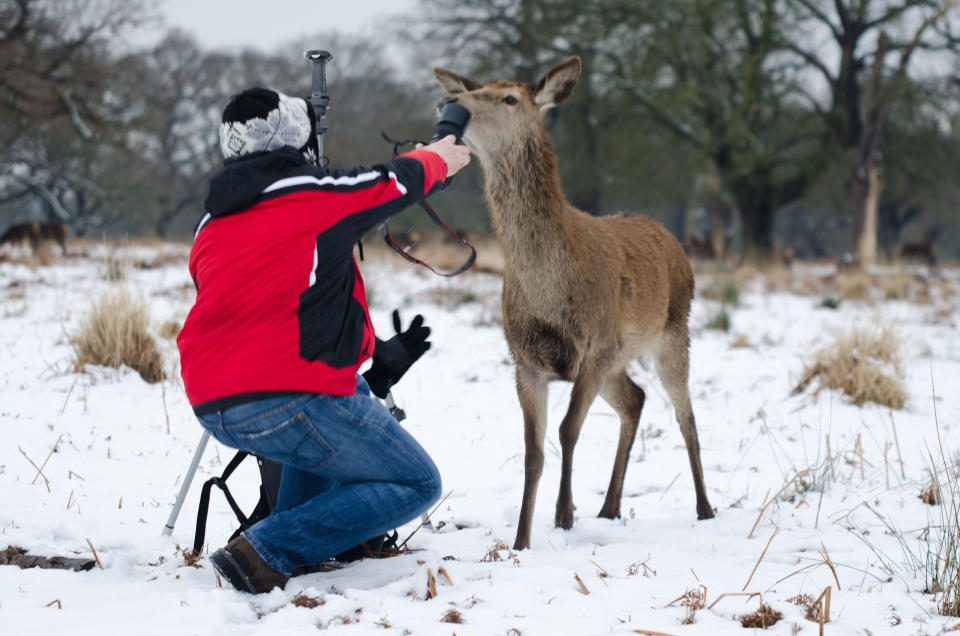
[[381, 201, 477, 277], [380, 132, 477, 277]]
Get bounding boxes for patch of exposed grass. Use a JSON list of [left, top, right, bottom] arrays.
[[792, 326, 906, 409], [70, 288, 163, 383], [729, 333, 751, 349], [736, 603, 783, 628], [440, 608, 463, 623], [705, 308, 731, 332], [819, 297, 841, 310]]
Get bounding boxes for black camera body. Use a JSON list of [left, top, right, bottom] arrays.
[[430, 103, 471, 144]]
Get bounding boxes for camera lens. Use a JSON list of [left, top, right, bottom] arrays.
[[430, 103, 471, 143]]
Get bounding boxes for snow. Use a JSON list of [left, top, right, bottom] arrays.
[[2, 245, 960, 635]]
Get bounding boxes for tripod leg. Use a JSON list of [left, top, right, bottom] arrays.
[[162, 430, 211, 536]]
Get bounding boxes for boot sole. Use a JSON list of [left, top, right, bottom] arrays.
[[210, 549, 258, 594]]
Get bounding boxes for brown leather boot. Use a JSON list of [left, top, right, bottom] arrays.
[[209, 535, 289, 594]]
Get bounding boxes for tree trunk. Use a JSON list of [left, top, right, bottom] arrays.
[[738, 200, 774, 264], [858, 163, 881, 266]]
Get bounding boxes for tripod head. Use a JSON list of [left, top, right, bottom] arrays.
[[304, 49, 333, 164]]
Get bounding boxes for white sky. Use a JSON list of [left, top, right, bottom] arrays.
[[145, 0, 418, 52]]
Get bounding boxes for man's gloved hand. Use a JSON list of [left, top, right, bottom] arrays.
[[362, 310, 431, 399]]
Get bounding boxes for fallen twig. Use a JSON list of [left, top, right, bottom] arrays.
[[888, 410, 906, 480], [437, 566, 453, 586], [815, 480, 826, 529], [743, 526, 780, 591], [707, 591, 760, 611], [819, 543, 840, 590], [426, 568, 438, 599], [45, 599, 62, 609], [85, 538, 103, 569], [748, 468, 811, 538], [19, 447, 50, 493], [59, 378, 77, 415], [658, 473, 681, 501], [574, 572, 590, 595], [31, 434, 62, 486]]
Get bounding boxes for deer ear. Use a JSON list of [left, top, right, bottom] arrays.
[[532, 56, 581, 111], [434, 68, 482, 94]]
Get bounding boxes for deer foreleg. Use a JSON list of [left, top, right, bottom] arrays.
[[555, 373, 601, 530], [514, 365, 549, 550]]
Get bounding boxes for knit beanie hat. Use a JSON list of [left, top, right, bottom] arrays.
[[219, 87, 319, 163]]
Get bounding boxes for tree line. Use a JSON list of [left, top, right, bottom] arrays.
[[1, 0, 958, 264]]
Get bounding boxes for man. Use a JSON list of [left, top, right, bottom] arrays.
[[177, 87, 470, 593]]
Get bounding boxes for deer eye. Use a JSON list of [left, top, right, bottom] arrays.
[[502, 95, 518, 105]]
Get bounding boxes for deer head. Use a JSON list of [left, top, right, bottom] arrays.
[[433, 56, 582, 162]]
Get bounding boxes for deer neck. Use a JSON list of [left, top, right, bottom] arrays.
[[480, 130, 570, 268]]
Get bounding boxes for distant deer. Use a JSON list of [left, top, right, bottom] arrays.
[[435, 57, 714, 550], [0, 221, 68, 255], [896, 242, 937, 266]]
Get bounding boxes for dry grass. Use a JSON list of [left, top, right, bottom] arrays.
[[792, 326, 906, 409], [736, 603, 783, 629], [70, 288, 163, 383], [787, 593, 824, 622], [833, 270, 872, 300], [480, 540, 520, 566], [730, 333, 751, 349], [440, 608, 464, 623], [920, 477, 940, 506], [291, 592, 324, 608], [157, 319, 182, 340], [677, 586, 706, 625]]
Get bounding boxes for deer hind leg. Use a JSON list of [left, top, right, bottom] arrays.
[[555, 371, 602, 530], [514, 364, 549, 550], [655, 327, 715, 520], [597, 371, 645, 519]]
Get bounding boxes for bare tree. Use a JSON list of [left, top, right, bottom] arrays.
[[783, 0, 960, 265], [0, 0, 153, 229]]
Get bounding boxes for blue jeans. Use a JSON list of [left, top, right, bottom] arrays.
[[198, 376, 441, 575]]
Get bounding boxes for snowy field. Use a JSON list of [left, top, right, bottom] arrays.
[[2, 242, 960, 635]]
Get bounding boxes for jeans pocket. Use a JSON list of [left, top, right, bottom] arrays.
[[289, 411, 336, 470], [231, 409, 335, 469]]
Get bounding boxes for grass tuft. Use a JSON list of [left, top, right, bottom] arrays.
[[736, 603, 783, 629], [440, 609, 464, 623], [70, 288, 163, 383], [793, 326, 905, 409]]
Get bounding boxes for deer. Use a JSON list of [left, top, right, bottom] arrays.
[[434, 56, 714, 550]]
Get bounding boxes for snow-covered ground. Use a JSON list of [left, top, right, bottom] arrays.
[[2, 243, 959, 635]]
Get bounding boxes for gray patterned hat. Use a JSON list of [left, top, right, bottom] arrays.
[[219, 87, 318, 163]]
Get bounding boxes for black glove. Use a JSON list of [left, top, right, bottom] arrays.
[[362, 310, 431, 399]]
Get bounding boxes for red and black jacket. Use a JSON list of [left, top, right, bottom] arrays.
[[177, 146, 447, 415]]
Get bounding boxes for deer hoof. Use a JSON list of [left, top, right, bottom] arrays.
[[555, 504, 575, 529], [697, 506, 716, 520], [597, 504, 620, 520]]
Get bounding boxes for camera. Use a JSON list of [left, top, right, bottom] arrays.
[[430, 103, 471, 144]]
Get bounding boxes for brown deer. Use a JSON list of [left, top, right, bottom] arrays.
[[0, 221, 68, 255], [435, 57, 714, 550]]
